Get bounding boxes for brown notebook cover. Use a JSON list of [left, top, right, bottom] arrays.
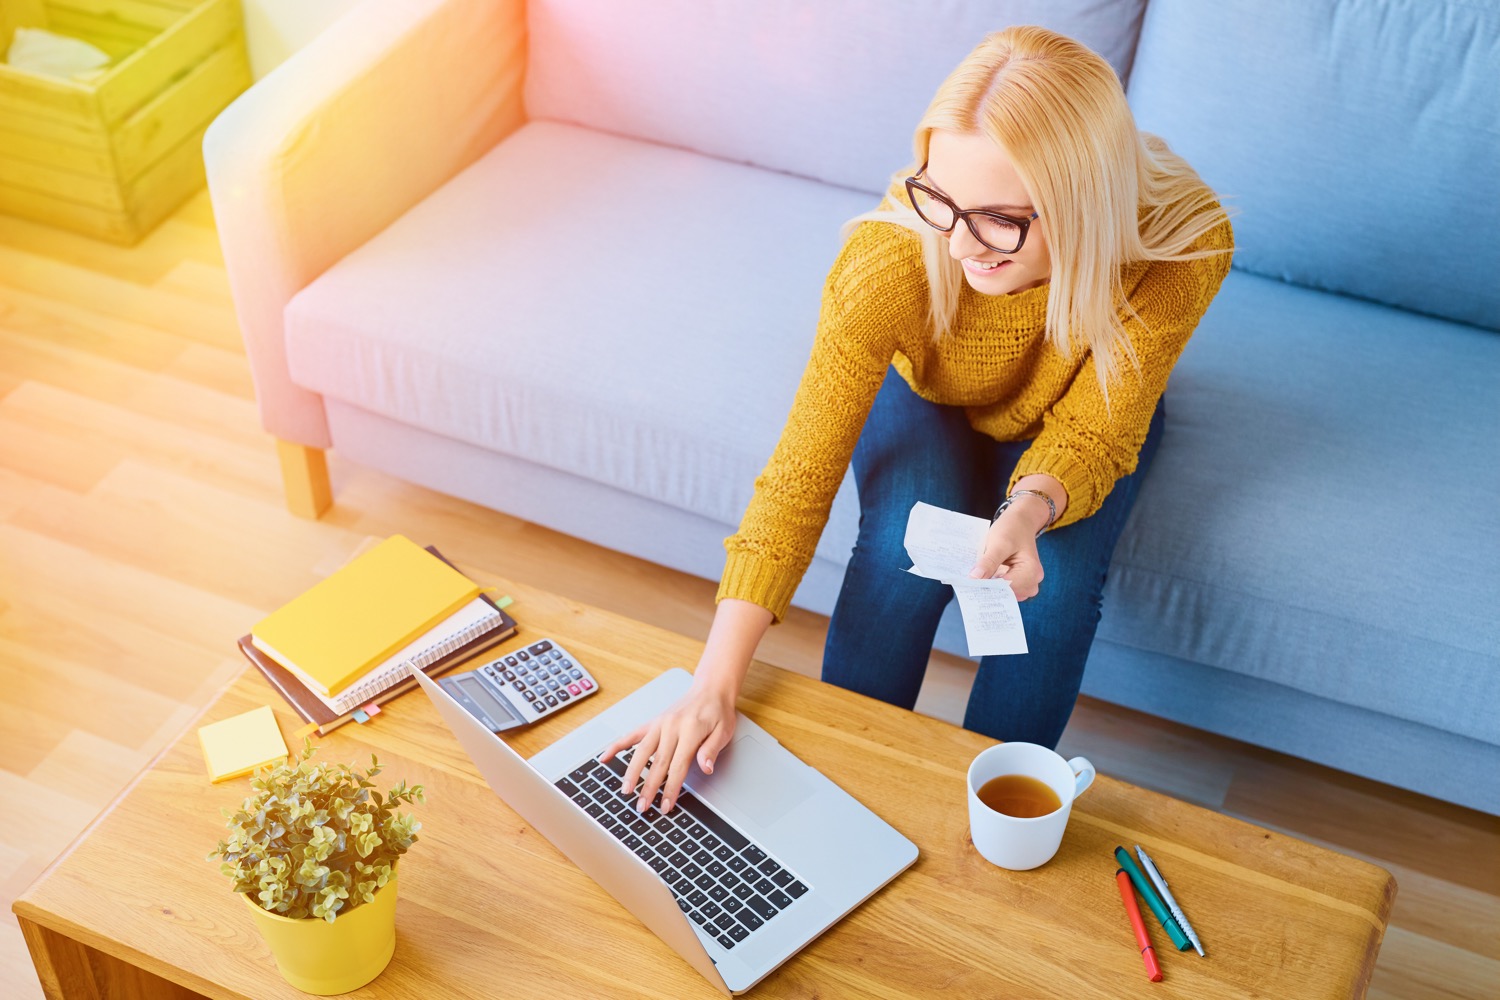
[[238, 546, 518, 734]]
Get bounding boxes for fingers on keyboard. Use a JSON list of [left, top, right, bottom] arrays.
[[558, 757, 809, 952]]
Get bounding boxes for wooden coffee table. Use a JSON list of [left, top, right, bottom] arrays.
[[14, 578, 1395, 998]]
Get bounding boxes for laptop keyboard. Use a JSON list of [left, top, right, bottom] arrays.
[[553, 748, 809, 951]]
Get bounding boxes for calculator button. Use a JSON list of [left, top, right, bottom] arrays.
[[504, 656, 519, 667], [533, 641, 553, 654], [569, 669, 583, 680], [557, 690, 570, 702], [512, 680, 525, 692], [561, 659, 574, 668], [546, 679, 560, 691], [545, 695, 558, 707], [517, 650, 530, 661], [534, 702, 546, 713], [567, 683, 582, 696], [550, 664, 565, 676], [580, 679, 594, 691], [523, 690, 536, 701], [502, 670, 516, 681]]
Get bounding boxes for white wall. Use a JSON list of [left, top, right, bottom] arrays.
[[242, 0, 366, 80]]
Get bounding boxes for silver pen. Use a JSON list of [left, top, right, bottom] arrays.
[[1136, 845, 1205, 957]]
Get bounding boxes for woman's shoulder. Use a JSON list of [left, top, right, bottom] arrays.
[[1122, 193, 1235, 329], [825, 206, 929, 313]]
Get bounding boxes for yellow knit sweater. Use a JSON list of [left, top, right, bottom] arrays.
[[718, 185, 1234, 624]]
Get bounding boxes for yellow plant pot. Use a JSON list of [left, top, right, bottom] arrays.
[[242, 871, 398, 995]]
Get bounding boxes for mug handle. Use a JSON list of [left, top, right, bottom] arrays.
[[1067, 757, 1096, 799]]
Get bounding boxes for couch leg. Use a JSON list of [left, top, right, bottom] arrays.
[[276, 440, 333, 519]]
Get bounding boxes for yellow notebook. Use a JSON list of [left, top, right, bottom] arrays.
[[250, 535, 479, 697], [198, 706, 288, 783]]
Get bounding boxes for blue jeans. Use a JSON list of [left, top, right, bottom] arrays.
[[821, 367, 1166, 749]]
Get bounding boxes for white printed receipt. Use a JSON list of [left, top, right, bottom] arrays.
[[903, 501, 1029, 657]]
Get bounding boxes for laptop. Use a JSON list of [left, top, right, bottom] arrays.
[[414, 665, 918, 995]]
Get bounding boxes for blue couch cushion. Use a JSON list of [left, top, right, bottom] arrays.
[[1126, 0, 1500, 331], [283, 120, 865, 565], [1099, 270, 1500, 744], [524, 0, 1148, 196]]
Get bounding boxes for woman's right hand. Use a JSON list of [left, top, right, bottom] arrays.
[[599, 676, 738, 817]]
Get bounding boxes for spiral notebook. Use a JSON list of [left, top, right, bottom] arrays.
[[238, 546, 519, 734], [250, 534, 480, 696], [310, 597, 505, 713]]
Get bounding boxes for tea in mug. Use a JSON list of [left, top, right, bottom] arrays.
[[976, 774, 1062, 818]]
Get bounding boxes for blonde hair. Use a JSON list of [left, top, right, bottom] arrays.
[[842, 25, 1231, 393]]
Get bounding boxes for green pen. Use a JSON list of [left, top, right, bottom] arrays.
[[1115, 846, 1192, 951]]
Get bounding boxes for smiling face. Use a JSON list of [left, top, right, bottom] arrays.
[[923, 129, 1052, 295]]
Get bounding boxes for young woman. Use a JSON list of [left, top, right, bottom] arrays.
[[605, 25, 1233, 815]]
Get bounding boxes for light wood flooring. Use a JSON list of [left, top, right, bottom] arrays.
[[1, 190, 1496, 1000]]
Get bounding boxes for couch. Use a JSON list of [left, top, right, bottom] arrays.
[[203, 0, 1500, 814]]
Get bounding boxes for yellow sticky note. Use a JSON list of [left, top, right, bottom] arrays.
[[198, 706, 289, 783]]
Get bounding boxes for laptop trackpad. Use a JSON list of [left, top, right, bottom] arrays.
[[688, 734, 815, 827]]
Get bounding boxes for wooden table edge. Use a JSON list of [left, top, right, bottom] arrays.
[[11, 672, 245, 1000]]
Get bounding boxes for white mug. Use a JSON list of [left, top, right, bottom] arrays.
[[966, 742, 1096, 871]]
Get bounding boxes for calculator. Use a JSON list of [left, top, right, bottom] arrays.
[[436, 639, 599, 732]]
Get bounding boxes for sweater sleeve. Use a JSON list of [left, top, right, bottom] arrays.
[[717, 222, 924, 623], [1008, 216, 1234, 528]]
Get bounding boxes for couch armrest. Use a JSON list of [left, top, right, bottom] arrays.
[[204, 0, 528, 447]]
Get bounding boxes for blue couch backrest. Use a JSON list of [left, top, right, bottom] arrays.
[[1127, 0, 1500, 331], [523, 0, 1148, 196]]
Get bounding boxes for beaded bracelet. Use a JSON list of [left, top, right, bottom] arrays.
[[991, 488, 1058, 537]]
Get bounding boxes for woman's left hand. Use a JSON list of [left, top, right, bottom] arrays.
[[969, 510, 1046, 600]]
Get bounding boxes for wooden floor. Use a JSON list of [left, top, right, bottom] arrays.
[[1, 190, 1496, 1000]]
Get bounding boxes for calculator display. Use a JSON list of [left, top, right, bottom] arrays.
[[457, 675, 522, 726]]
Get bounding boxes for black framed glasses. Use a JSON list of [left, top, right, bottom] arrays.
[[904, 162, 1039, 254]]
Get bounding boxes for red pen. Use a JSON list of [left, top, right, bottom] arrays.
[[1116, 868, 1164, 982]]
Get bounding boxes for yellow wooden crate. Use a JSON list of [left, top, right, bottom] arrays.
[[0, 0, 251, 244]]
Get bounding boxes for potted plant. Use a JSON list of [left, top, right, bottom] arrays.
[[207, 740, 425, 994]]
